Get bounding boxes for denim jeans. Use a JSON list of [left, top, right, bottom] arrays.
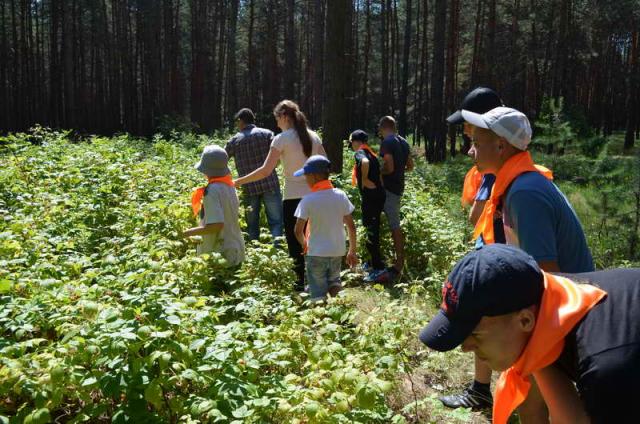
[[305, 256, 342, 301], [243, 190, 284, 241]]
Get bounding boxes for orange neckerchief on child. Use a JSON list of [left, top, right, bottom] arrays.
[[461, 166, 483, 207], [191, 175, 235, 217], [303, 179, 335, 253], [351, 144, 378, 186], [473, 151, 554, 243], [493, 272, 606, 424]]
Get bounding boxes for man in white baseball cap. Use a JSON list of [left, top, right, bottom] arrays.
[[456, 105, 594, 420]]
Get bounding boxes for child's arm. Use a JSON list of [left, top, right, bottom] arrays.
[[343, 214, 358, 267], [294, 218, 307, 251], [182, 222, 223, 238], [359, 157, 377, 189]]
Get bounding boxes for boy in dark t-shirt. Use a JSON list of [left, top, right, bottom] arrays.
[[349, 130, 386, 281]]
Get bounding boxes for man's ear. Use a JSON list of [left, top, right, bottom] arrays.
[[496, 137, 508, 151], [517, 306, 537, 333]]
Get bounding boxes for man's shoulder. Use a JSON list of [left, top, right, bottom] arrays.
[[509, 171, 556, 195], [249, 126, 273, 135], [239, 126, 273, 139]]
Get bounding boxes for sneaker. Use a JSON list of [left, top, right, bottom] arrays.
[[362, 262, 372, 272], [364, 269, 385, 282], [374, 267, 400, 284], [439, 385, 493, 410]]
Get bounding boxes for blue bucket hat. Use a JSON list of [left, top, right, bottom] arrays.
[[293, 155, 331, 177]]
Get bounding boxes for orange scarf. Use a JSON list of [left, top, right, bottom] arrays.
[[351, 144, 378, 186], [493, 272, 606, 424], [303, 179, 335, 253], [461, 166, 483, 207], [191, 175, 235, 217], [473, 151, 554, 243]]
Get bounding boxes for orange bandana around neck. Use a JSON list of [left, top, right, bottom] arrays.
[[351, 145, 378, 187], [191, 175, 235, 217], [310, 179, 334, 192], [492, 272, 606, 424], [303, 179, 335, 253], [461, 166, 483, 207], [473, 151, 554, 243]]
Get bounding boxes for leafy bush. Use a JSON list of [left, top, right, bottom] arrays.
[[0, 130, 473, 423]]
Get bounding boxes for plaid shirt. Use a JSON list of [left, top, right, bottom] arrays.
[[225, 125, 280, 196]]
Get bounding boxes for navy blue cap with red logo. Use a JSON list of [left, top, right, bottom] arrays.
[[419, 244, 544, 352]]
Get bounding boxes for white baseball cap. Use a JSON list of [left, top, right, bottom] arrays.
[[461, 106, 532, 150]]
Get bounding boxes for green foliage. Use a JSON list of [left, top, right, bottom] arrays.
[[0, 129, 472, 423], [534, 97, 577, 155]]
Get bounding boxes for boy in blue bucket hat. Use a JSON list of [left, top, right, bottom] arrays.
[[293, 155, 358, 301]]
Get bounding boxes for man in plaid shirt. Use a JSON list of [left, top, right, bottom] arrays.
[[225, 108, 283, 241]]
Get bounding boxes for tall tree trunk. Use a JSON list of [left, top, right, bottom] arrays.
[[398, 0, 412, 136], [190, 0, 206, 128], [470, 0, 483, 86], [263, 0, 280, 113], [226, 0, 239, 121], [624, 30, 638, 151], [310, 0, 325, 126], [380, 0, 389, 114], [486, 0, 496, 87], [322, 0, 351, 172], [361, 0, 372, 127], [0, 0, 7, 131], [284, 0, 296, 99], [446, 0, 459, 157], [428, 0, 446, 162], [416, 0, 429, 147], [247, 0, 256, 108]]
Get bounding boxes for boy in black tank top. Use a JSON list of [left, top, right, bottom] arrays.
[[349, 130, 386, 281]]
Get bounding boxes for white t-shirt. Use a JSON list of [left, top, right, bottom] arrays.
[[271, 128, 325, 200], [196, 183, 245, 266], [294, 188, 355, 257]]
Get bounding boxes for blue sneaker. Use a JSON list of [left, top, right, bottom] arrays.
[[362, 262, 372, 273], [364, 269, 385, 282], [374, 267, 400, 284]]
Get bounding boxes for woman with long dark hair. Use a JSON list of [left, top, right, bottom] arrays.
[[235, 100, 326, 289]]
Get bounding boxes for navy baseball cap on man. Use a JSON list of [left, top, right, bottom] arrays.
[[446, 87, 503, 125], [293, 155, 331, 177], [419, 244, 544, 352]]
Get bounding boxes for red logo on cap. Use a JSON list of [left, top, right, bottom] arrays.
[[441, 281, 459, 316]]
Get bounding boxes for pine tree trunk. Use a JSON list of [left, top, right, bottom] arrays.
[[446, 0, 459, 157], [226, 0, 240, 121], [284, 0, 296, 99], [322, 0, 351, 172], [428, 0, 446, 162], [398, 0, 412, 137]]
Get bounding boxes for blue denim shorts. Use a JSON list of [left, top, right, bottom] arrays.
[[305, 256, 342, 301], [383, 190, 402, 230]]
